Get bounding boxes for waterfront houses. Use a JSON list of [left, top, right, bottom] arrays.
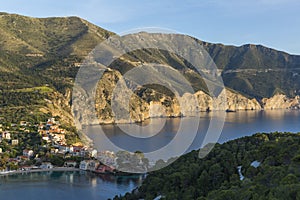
[[40, 162, 54, 169], [64, 161, 77, 168], [79, 160, 99, 171]]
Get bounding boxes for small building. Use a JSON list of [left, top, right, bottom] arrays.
[[52, 134, 66, 144], [11, 139, 19, 146], [79, 160, 99, 171], [17, 156, 29, 162], [42, 135, 50, 143], [91, 149, 97, 158], [2, 132, 11, 140], [64, 161, 77, 168], [21, 166, 34, 171], [59, 145, 71, 153], [40, 162, 53, 169], [23, 149, 34, 158], [79, 160, 89, 170], [20, 121, 28, 126], [95, 165, 115, 173]]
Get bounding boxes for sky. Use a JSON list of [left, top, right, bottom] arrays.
[[1, 0, 300, 54]]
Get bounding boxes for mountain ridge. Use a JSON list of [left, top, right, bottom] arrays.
[[0, 13, 299, 125]]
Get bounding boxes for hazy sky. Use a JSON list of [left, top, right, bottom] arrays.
[[2, 0, 300, 54]]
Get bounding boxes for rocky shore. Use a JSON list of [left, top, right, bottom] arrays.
[[73, 81, 300, 125]]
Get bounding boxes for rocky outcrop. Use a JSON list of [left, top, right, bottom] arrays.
[[262, 94, 300, 110], [220, 90, 262, 111], [71, 70, 263, 125], [73, 69, 300, 126], [179, 89, 261, 114]]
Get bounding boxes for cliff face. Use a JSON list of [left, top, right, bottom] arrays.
[[73, 73, 300, 125], [262, 94, 300, 110], [82, 70, 263, 125]]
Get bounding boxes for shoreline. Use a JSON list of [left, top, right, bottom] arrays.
[[85, 109, 300, 126], [0, 167, 80, 176]]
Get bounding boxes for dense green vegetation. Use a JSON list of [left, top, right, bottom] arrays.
[[0, 13, 113, 124], [114, 132, 300, 200]]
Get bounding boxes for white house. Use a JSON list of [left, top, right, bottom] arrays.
[[11, 139, 19, 146], [2, 132, 11, 140], [79, 160, 99, 171], [40, 162, 53, 169], [91, 149, 97, 158], [23, 149, 34, 158], [42, 136, 50, 143]]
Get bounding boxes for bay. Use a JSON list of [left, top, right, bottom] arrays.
[[1, 110, 300, 200], [88, 110, 300, 161], [0, 171, 143, 200]]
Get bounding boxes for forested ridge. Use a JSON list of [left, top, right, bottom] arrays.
[[114, 132, 300, 200]]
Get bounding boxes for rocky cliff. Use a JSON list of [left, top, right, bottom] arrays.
[[262, 94, 300, 110], [72, 69, 263, 125]]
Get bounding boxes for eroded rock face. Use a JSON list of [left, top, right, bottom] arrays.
[[221, 90, 262, 111], [77, 70, 263, 124], [180, 89, 261, 113], [72, 69, 300, 126], [262, 94, 300, 110]]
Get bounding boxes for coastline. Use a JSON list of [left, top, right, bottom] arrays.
[[0, 167, 80, 177], [83, 109, 300, 126]]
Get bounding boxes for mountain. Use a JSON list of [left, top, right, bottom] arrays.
[[205, 43, 300, 98], [0, 12, 113, 124], [0, 13, 300, 125], [114, 132, 300, 200]]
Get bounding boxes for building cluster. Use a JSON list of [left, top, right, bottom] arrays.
[[0, 123, 24, 146], [0, 118, 147, 175], [77, 151, 119, 174], [38, 118, 67, 145], [0, 117, 95, 172]]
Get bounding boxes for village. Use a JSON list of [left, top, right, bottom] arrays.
[[0, 117, 150, 175], [0, 117, 121, 175]]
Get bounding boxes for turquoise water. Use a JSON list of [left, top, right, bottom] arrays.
[[0, 171, 143, 200]]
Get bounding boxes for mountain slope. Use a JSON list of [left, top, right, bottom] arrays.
[[0, 13, 300, 125], [0, 13, 113, 124], [203, 43, 300, 98], [0, 12, 113, 89]]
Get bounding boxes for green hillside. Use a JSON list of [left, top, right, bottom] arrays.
[[114, 132, 300, 200], [0, 13, 113, 124], [204, 43, 300, 98]]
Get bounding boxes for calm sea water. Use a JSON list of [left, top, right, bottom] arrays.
[[1, 110, 300, 200], [0, 171, 143, 200], [88, 110, 300, 160]]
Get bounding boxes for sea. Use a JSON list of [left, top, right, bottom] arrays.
[[1, 110, 299, 200]]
